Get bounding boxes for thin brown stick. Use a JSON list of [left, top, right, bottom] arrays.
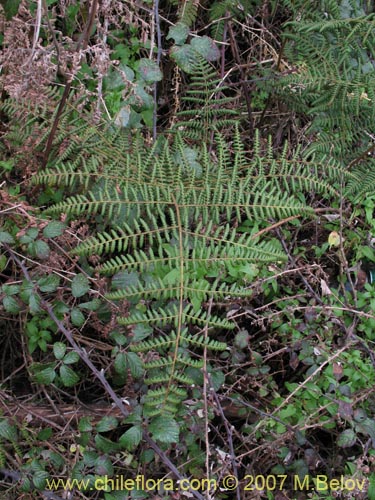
[[42, 0, 99, 168]]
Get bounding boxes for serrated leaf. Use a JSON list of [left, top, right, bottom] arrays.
[[43, 221, 66, 239], [0, 419, 18, 442], [71, 307, 85, 327], [94, 434, 120, 453], [167, 22, 189, 45], [210, 369, 225, 390], [95, 455, 114, 476], [133, 323, 153, 341], [119, 426, 142, 450], [125, 352, 143, 378], [37, 428, 53, 441], [63, 351, 80, 364], [19, 476, 32, 492], [149, 416, 179, 443], [114, 106, 130, 128], [21, 227, 38, 243], [3, 296, 21, 313], [337, 429, 357, 448], [34, 240, 50, 259], [355, 418, 375, 439], [59, 364, 80, 387], [78, 299, 101, 311], [2, 284, 20, 296], [191, 36, 220, 61], [234, 329, 250, 349], [110, 331, 127, 346], [138, 58, 162, 83], [38, 274, 60, 293], [33, 366, 56, 384], [96, 416, 119, 433], [49, 451, 65, 468], [71, 273, 90, 298], [170, 44, 196, 73], [0, 254, 7, 272], [29, 293, 41, 314], [53, 342, 67, 360], [0, 231, 14, 243], [78, 417, 93, 432], [32, 470, 49, 490], [114, 352, 127, 376]]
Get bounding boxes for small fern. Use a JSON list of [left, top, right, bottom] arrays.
[[168, 0, 200, 27]]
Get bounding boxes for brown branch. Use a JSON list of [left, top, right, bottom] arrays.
[[42, 0, 99, 168]]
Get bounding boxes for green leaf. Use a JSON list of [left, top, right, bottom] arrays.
[[210, 369, 225, 390], [149, 415, 179, 443], [337, 429, 357, 448], [355, 418, 375, 439], [34, 240, 51, 259], [138, 58, 162, 83], [167, 22, 189, 45], [29, 293, 41, 314], [191, 36, 220, 61], [78, 299, 101, 311], [119, 425, 142, 450], [368, 474, 375, 500], [109, 331, 127, 346], [38, 274, 60, 293], [63, 351, 80, 364], [37, 428, 53, 441], [94, 434, 120, 453], [53, 342, 67, 360], [71, 273, 90, 298], [32, 470, 49, 490], [96, 416, 119, 433], [95, 456, 114, 476], [125, 352, 143, 378], [0, 419, 18, 442], [43, 221, 66, 239], [19, 476, 32, 492], [33, 366, 56, 384], [0, 254, 8, 272], [78, 417, 93, 432], [0, 231, 14, 243], [59, 364, 80, 387], [234, 329, 250, 349], [170, 44, 196, 73], [2, 284, 20, 296], [114, 106, 130, 128], [114, 352, 127, 376], [71, 307, 85, 327], [133, 323, 153, 342], [38, 338, 48, 351], [3, 296, 21, 313], [20, 227, 38, 243]]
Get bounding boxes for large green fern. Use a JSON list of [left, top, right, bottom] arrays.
[[33, 119, 345, 420]]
